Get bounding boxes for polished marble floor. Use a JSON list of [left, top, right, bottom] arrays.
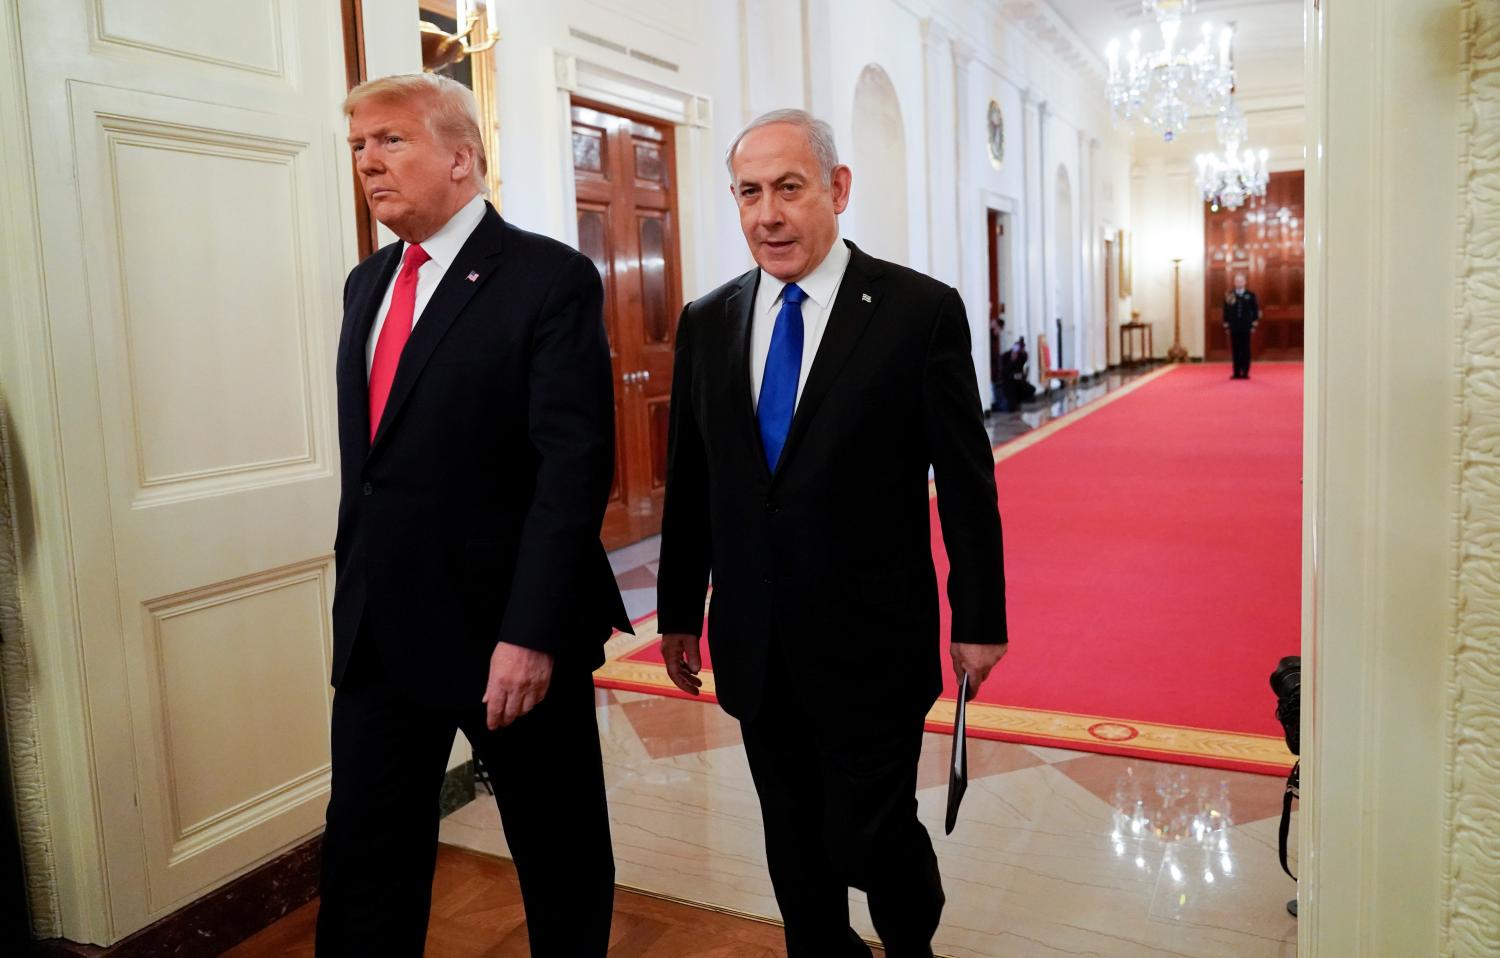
[[442, 688, 1297, 957], [441, 361, 1299, 957], [983, 364, 1166, 447]]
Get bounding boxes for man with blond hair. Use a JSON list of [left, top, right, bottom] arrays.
[[657, 109, 1009, 955], [318, 72, 628, 955]]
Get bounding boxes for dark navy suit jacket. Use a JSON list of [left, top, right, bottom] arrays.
[[331, 203, 630, 707], [657, 242, 1007, 728]]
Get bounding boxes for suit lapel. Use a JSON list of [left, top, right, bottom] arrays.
[[772, 243, 884, 480], [338, 242, 402, 457], [369, 204, 505, 455], [724, 270, 771, 484]]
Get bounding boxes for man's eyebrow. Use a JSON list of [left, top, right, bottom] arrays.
[[738, 171, 806, 189], [348, 124, 395, 144]]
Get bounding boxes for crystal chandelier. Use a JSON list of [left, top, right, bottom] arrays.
[[1106, 1, 1236, 142], [1195, 102, 1269, 211]]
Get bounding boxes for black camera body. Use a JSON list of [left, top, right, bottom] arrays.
[[1269, 655, 1302, 890], [1270, 655, 1300, 755]]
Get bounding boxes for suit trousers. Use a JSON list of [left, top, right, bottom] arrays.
[[315, 638, 614, 956], [739, 643, 944, 958], [1230, 327, 1253, 377]]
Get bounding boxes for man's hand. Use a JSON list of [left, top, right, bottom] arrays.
[[660, 633, 703, 696], [950, 642, 1008, 700], [483, 642, 554, 730]]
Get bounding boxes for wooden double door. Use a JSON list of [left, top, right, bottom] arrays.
[[571, 100, 683, 550], [1204, 170, 1305, 361]]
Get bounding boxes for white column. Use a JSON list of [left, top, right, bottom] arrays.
[[738, 0, 807, 122], [951, 36, 973, 273], [921, 19, 955, 284], [1303, 0, 1489, 956], [1076, 127, 1091, 374], [1021, 88, 1044, 386], [1037, 98, 1053, 374], [802, 0, 835, 121], [1089, 136, 1104, 372], [947, 37, 987, 399]]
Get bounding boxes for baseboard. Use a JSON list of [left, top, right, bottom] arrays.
[[29, 762, 478, 956], [440, 759, 477, 817], [30, 837, 322, 957]]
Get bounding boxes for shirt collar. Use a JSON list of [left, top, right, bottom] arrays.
[[759, 235, 851, 314], [404, 193, 487, 272]]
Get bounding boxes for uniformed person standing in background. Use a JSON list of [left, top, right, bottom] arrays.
[[1223, 272, 1260, 380]]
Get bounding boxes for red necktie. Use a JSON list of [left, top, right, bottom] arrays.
[[368, 243, 431, 440]]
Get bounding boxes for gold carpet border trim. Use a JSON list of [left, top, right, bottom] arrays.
[[603, 613, 662, 660], [595, 656, 1294, 771], [929, 363, 1180, 499]]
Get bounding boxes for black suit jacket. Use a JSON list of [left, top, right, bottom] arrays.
[[1223, 289, 1260, 330], [656, 242, 1006, 727], [331, 203, 630, 708]]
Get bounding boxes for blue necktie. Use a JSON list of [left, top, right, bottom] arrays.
[[758, 283, 806, 471]]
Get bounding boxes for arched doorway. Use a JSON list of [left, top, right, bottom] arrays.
[[850, 64, 908, 265]]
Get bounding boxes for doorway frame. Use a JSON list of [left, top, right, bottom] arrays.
[[1100, 226, 1115, 368], [979, 189, 1026, 396], [568, 96, 686, 550], [1299, 0, 1490, 955], [552, 52, 714, 305], [552, 54, 710, 551], [985, 206, 1016, 407]]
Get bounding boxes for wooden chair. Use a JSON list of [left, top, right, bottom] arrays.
[[1037, 333, 1080, 394]]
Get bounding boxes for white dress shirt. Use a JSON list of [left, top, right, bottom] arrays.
[[749, 235, 853, 411], [366, 193, 488, 377]]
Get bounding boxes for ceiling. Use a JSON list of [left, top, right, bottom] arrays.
[[1043, 0, 1306, 110]]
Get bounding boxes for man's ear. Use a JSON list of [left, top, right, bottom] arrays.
[[451, 143, 476, 183], [830, 165, 853, 214]]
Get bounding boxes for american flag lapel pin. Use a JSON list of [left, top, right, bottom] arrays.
[[861, 293, 872, 303], [466, 270, 480, 282]]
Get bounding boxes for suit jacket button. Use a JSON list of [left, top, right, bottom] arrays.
[[362, 482, 374, 496], [765, 501, 779, 514], [762, 575, 773, 585]]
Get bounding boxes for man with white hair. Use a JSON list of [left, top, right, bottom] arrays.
[[318, 73, 628, 955], [656, 109, 1010, 955]]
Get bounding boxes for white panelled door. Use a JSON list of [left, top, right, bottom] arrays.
[[16, 0, 352, 936]]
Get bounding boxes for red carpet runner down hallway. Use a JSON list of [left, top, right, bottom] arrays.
[[598, 364, 1301, 774]]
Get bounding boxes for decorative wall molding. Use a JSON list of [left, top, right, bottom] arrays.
[[554, 50, 709, 128], [0, 404, 61, 937], [1445, 2, 1500, 955], [91, 0, 288, 79], [0, 0, 63, 936], [997, 0, 1104, 82]]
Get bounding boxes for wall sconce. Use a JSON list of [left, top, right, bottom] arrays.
[[416, 0, 503, 203], [420, 0, 499, 70]]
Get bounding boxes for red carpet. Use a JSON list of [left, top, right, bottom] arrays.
[[598, 364, 1301, 774]]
